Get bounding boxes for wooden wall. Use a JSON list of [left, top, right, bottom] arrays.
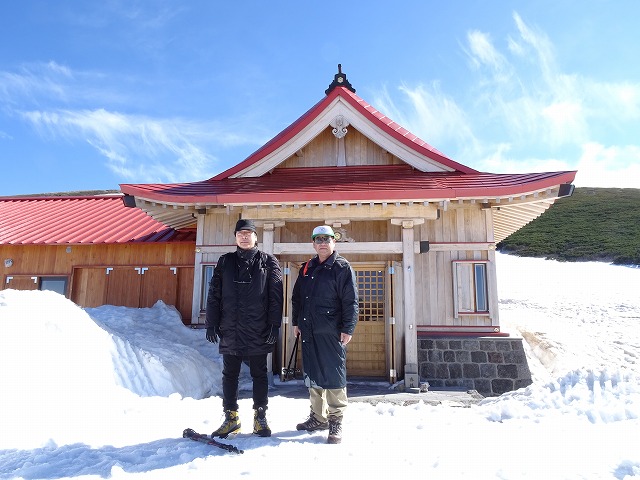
[[1, 243, 195, 322], [415, 205, 494, 328], [278, 126, 404, 168]]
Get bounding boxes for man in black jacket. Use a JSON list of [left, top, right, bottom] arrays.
[[206, 219, 283, 438], [291, 225, 359, 444]]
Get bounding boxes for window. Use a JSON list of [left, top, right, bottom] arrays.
[[39, 276, 68, 296], [200, 265, 215, 310], [452, 261, 489, 317]]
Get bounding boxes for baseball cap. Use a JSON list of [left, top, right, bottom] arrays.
[[311, 225, 335, 239]]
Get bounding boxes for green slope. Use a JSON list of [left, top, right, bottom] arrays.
[[497, 188, 640, 266]]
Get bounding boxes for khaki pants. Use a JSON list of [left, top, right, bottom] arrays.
[[309, 387, 348, 422]]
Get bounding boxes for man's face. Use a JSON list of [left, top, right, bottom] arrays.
[[235, 230, 257, 250], [312, 235, 335, 258]]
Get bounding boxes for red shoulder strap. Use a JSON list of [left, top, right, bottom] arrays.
[[302, 259, 313, 276]]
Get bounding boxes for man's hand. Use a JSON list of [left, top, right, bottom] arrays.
[[340, 333, 352, 345], [206, 327, 221, 344]]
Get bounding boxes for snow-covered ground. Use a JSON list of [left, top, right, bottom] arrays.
[[1, 252, 639, 479]]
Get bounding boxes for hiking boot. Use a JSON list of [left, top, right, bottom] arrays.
[[296, 410, 329, 431], [253, 407, 271, 437], [211, 410, 240, 438], [327, 415, 342, 444]]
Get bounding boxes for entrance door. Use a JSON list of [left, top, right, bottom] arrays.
[[348, 264, 387, 377], [279, 262, 388, 381]]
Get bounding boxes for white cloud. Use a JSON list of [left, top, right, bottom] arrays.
[[475, 146, 574, 176], [372, 82, 478, 156], [2, 61, 270, 184], [19, 108, 247, 183], [0, 61, 125, 107], [372, 12, 640, 188], [574, 142, 640, 189], [511, 12, 556, 82], [467, 30, 507, 73], [471, 141, 640, 189], [541, 101, 587, 146]]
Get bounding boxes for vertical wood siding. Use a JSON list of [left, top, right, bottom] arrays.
[[1, 243, 195, 321], [415, 206, 493, 328], [278, 127, 403, 169]]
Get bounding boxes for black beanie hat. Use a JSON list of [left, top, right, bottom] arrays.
[[234, 219, 257, 234]]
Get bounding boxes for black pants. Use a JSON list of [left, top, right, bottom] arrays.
[[222, 353, 269, 411]]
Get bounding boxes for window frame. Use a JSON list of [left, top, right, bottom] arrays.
[[200, 264, 216, 311], [38, 276, 69, 296], [452, 260, 490, 318]]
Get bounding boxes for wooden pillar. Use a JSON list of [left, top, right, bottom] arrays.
[[259, 221, 284, 385], [191, 213, 207, 325], [392, 218, 424, 387], [261, 222, 275, 254], [483, 209, 500, 327]]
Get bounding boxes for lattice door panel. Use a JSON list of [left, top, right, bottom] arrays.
[[347, 266, 386, 377]]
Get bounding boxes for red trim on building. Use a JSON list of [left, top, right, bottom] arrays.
[[417, 325, 509, 338], [417, 331, 511, 338]]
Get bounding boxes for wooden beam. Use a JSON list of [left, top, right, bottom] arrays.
[[197, 241, 494, 256], [422, 242, 494, 252], [274, 241, 403, 255], [242, 203, 438, 221]]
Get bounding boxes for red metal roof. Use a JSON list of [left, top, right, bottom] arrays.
[[211, 86, 478, 180], [121, 165, 578, 205], [0, 196, 196, 245]]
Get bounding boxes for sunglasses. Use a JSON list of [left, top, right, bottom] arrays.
[[313, 236, 333, 244]]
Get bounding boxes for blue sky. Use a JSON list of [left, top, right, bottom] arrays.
[[1, 1, 639, 196]]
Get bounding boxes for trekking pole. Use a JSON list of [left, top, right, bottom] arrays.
[[284, 333, 299, 380]]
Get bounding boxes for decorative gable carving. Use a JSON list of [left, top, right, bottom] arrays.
[[330, 115, 349, 139]]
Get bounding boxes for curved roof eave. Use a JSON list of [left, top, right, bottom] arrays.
[[120, 170, 577, 206]]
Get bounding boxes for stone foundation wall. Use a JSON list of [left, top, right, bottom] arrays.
[[417, 337, 532, 397]]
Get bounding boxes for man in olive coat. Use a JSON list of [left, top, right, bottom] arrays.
[[206, 219, 283, 438], [291, 225, 359, 444]]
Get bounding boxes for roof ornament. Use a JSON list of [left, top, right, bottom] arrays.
[[330, 115, 349, 139], [325, 64, 356, 95]]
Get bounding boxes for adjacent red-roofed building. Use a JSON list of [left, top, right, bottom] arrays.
[[0, 195, 197, 319]]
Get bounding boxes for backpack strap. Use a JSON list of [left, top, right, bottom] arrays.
[[260, 252, 269, 269]]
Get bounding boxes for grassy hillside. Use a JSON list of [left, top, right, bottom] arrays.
[[497, 187, 640, 266]]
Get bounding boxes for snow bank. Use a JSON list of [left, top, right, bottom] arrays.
[[0, 289, 123, 448], [479, 367, 640, 423], [86, 301, 221, 399]]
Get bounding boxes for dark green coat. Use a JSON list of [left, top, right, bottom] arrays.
[[291, 251, 358, 389]]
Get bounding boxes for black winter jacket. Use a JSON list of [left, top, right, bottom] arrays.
[[291, 251, 358, 389], [206, 247, 283, 356]]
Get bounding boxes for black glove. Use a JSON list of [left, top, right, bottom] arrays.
[[265, 325, 279, 345], [206, 327, 221, 344]]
